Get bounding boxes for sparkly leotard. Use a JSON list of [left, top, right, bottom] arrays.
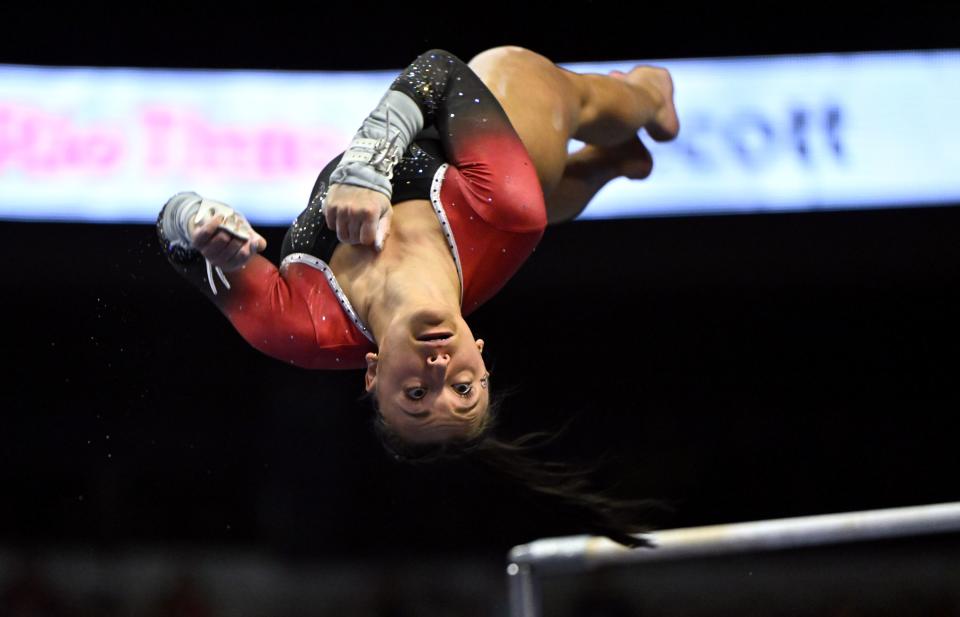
[[157, 50, 546, 369]]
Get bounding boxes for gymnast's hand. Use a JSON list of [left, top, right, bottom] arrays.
[[190, 215, 268, 273], [324, 183, 392, 251]]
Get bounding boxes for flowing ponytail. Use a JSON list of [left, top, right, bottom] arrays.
[[369, 394, 663, 548]]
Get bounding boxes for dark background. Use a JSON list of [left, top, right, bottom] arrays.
[[1, 1, 958, 565]]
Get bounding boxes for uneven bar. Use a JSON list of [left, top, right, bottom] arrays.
[[506, 502, 960, 617]]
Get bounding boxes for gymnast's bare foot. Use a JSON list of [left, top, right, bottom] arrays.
[[585, 134, 654, 180], [610, 66, 680, 142], [614, 134, 654, 179]]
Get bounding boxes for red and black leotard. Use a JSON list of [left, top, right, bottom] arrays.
[[157, 49, 547, 370]]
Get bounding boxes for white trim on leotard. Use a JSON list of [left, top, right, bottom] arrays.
[[280, 253, 376, 344], [279, 163, 462, 346], [428, 163, 464, 305]]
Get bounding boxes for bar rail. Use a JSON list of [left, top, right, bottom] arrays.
[[506, 502, 960, 617]]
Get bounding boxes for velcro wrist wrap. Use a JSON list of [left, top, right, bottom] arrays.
[[160, 191, 203, 249], [329, 90, 424, 200], [158, 191, 252, 296], [341, 136, 405, 178]]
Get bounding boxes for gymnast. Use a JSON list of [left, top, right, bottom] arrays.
[[158, 47, 679, 544]]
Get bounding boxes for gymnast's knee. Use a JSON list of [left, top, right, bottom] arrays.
[[467, 45, 549, 72], [468, 45, 527, 62]]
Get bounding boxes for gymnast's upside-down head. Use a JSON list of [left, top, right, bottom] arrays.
[[362, 306, 493, 452]]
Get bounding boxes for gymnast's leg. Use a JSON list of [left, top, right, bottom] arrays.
[[467, 45, 679, 223]]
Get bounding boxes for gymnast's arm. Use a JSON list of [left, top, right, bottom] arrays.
[[156, 192, 332, 367], [324, 48, 544, 241]]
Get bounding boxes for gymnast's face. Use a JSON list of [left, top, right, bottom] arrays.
[[364, 312, 489, 444]]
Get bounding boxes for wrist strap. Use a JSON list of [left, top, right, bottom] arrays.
[[159, 191, 250, 296], [341, 109, 405, 180], [330, 91, 424, 197]]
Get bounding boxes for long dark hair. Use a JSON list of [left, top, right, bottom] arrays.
[[367, 390, 663, 548]]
